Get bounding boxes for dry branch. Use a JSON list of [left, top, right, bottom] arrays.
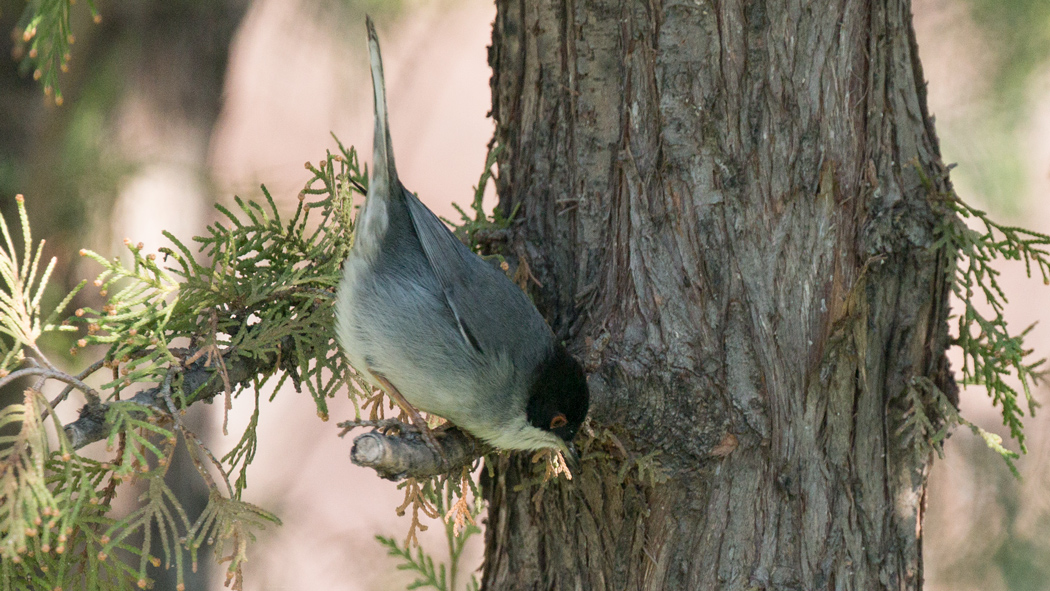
[[62, 350, 270, 449], [348, 424, 486, 481]]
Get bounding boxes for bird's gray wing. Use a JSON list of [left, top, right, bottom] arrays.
[[402, 186, 545, 357], [402, 187, 489, 353]]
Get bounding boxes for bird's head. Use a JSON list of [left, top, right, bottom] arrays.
[[524, 344, 589, 460]]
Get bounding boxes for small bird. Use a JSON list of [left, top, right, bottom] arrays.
[[335, 18, 589, 460]]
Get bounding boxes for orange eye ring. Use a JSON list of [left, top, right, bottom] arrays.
[[549, 414, 568, 429]]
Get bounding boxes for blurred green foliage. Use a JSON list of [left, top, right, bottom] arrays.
[[944, 0, 1050, 214], [963, 0, 1050, 115]]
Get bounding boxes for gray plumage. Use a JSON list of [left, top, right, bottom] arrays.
[[336, 18, 587, 453]]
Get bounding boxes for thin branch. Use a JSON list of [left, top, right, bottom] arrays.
[[0, 366, 102, 400], [181, 425, 235, 497], [62, 348, 268, 450], [29, 344, 62, 373], [49, 359, 106, 409], [157, 364, 181, 418], [346, 423, 486, 481], [337, 418, 409, 436]]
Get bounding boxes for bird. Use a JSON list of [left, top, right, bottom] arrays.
[[335, 18, 589, 462]]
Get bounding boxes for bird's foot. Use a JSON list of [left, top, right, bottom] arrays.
[[415, 422, 449, 467], [372, 373, 450, 469]]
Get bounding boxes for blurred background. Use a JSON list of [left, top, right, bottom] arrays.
[[0, 0, 1048, 589]]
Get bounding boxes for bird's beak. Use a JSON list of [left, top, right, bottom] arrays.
[[562, 441, 580, 472]]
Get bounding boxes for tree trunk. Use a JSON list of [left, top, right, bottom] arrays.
[[481, 1, 957, 589]]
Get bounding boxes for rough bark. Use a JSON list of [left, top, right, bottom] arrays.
[[349, 425, 486, 480], [482, 0, 956, 589]]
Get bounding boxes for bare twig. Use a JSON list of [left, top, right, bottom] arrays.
[[0, 366, 102, 400], [182, 426, 235, 496], [62, 349, 265, 450], [29, 344, 62, 374], [50, 359, 106, 408], [337, 418, 412, 437], [36, 359, 108, 422], [348, 424, 486, 481], [183, 309, 233, 435], [156, 364, 182, 425]]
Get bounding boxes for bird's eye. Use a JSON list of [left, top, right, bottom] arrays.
[[550, 414, 568, 429]]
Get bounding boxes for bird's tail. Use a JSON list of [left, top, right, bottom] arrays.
[[366, 16, 397, 200]]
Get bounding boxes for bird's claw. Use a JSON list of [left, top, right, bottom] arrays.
[[417, 426, 450, 468]]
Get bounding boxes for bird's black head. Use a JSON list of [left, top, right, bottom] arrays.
[[526, 344, 589, 444]]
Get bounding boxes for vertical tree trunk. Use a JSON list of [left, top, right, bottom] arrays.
[[482, 1, 956, 589]]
